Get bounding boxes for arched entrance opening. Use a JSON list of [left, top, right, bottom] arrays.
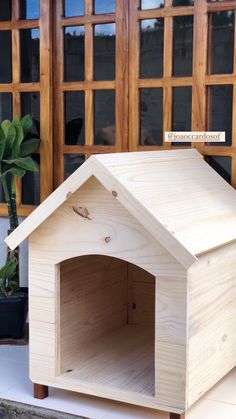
[[58, 254, 155, 397]]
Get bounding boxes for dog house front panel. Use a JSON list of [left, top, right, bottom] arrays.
[[28, 176, 187, 411]]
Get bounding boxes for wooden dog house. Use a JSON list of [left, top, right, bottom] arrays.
[[5, 149, 236, 418]]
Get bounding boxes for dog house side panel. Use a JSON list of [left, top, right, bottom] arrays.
[[187, 241, 236, 408]]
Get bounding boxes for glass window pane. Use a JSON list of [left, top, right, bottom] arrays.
[[64, 0, 84, 17], [0, 31, 12, 83], [140, 88, 163, 146], [173, 16, 193, 76], [94, 0, 115, 14], [209, 11, 234, 75], [207, 85, 232, 146], [20, 28, 40, 82], [94, 24, 115, 81], [64, 154, 85, 179], [22, 154, 40, 204], [140, 19, 164, 79], [0, 0, 11, 21], [64, 26, 85, 82], [64, 92, 85, 145], [94, 90, 115, 145], [172, 86, 192, 146], [0, 93, 12, 121], [19, 0, 40, 20], [21, 92, 40, 139], [172, 87, 192, 128], [141, 0, 164, 9], [173, 0, 194, 5], [206, 156, 231, 184]]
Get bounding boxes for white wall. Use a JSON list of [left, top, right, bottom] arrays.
[[0, 217, 28, 287]]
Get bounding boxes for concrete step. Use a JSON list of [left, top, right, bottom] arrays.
[[0, 399, 87, 419]]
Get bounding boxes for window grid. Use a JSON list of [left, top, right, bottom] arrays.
[[1, 0, 236, 215], [129, 0, 236, 188], [0, 0, 52, 216], [53, 0, 128, 187]]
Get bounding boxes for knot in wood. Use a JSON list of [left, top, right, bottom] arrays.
[[105, 236, 111, 243], [66, 191, 72, 199], [112, 190, 118, 197], [73, 206, 91, 220]]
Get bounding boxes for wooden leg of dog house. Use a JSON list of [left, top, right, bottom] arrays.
[[170, 413, 185, 419], [33, 383, 49, 399]]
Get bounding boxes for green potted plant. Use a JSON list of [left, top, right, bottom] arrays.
[[0, 115, 40, 339]]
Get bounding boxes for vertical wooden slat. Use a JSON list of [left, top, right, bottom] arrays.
[[53, 0, 64, 187], [116, 0, 129, 152], [14, 92, 22, 206], [85, 0, 93, 15], [191, 0, 208, 153], [129, 0, 140, 151], [12, 0, 21, 205], [231, 11, 236, 187], [85, 90, 94, 146], [163, 15, 173, 147], [12, 0, 19, 20], [39, 0, 53, 199], [85, 8, 94, 147]]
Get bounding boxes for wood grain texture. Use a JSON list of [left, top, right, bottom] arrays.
[[92, 150, 236, 257], [7, 147, 236, 264], [59, 256, 129, 372], [191, 0, 207, 154], [1, 0, 236, 219], [26, 175, 187, 412], [10, 147, 236, 267], [187, 241, 236, 407], [40, 0, 53, 201]]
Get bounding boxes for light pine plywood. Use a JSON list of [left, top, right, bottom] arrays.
[[28, 176, 187, 411], [60, 324, 154, 397], [6, 150, 201, 268], [155, 274, 187, 410], [93, 152, 236, 256], [128, 264, 155, 325], [28, 177, 184, 278], [60, 256, 129, 373], [187, 241, 236, 407]]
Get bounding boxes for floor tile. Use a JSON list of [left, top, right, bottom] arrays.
[[1, 378, 119, 419], [0, 344, 29, 364], [0, 359, 29, 394], [101, 403, 168, 419], [205, 367, 236, 405], [186, 399, 236, 419]]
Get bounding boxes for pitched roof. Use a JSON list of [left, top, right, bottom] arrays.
[[5, 149, 236, 268]]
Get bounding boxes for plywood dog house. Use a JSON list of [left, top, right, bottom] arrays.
[[5, 149, 236, 418]]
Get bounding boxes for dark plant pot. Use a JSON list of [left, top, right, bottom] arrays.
[[0, 287, 28, 339]]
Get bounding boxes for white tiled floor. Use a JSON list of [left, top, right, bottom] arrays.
[[1, 345, 236, 419]]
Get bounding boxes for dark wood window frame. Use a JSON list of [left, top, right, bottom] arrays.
[[0, 0, 236, 217]]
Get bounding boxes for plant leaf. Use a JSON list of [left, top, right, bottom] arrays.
[[1, 120, 16, 158], [3, 156, 39, 172], [21, 138, 40, 157], [0, 126, 6, 160], [0, 258, 18, 280], [8, 280, 19, 293], [12, 116, 24, 158], [21, 114, 33, 136], [0, 166, 26, 178]]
